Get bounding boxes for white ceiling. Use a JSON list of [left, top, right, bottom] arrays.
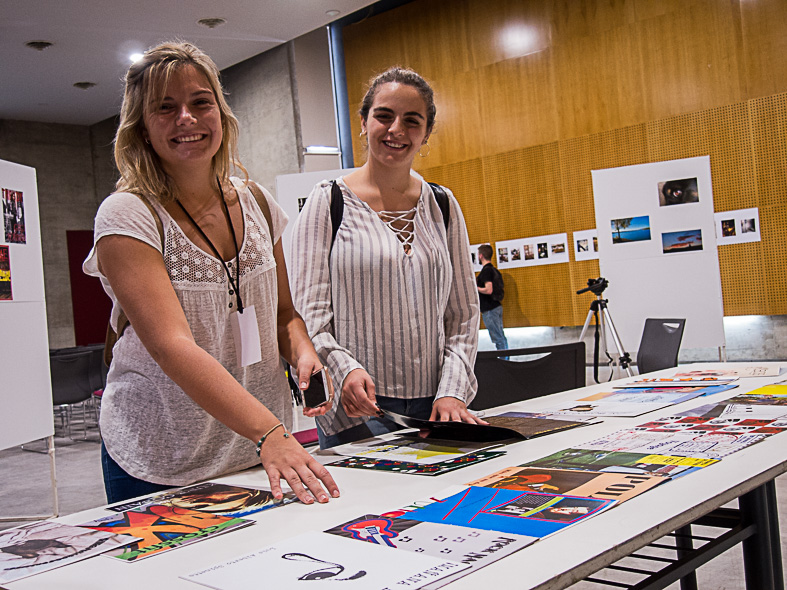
[[1, 0, 379, 126]]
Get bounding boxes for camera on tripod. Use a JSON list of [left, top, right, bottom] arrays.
[[576, 276, 609, 296]]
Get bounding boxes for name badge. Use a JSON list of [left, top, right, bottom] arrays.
[[230, 305, 262, 367]]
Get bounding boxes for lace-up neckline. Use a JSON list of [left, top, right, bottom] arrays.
[[378, 206, 417, 255]]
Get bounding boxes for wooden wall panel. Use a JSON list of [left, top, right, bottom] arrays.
[[739, 0, 787, 99], [342, 0, 787, 326]]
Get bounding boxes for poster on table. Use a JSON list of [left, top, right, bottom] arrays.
[[714, 208, 761, 245], [183, 531, 468, 590], [573, 229, 599, 261], [495, 233, 569, 270], [590, 156, 724, 350]]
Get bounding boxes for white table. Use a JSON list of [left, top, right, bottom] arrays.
[[8, 362, 786, 589]]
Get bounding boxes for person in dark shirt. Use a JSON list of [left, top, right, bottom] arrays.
[[476, 244, 508, 350]]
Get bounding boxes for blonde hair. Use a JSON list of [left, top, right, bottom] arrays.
[[113, 41, 247, 203]]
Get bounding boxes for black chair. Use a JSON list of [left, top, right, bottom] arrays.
[[50, 350, 95, 439], [469, 342, 586, 411], [636, 318, 686, 374]]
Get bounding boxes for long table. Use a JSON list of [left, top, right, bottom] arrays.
[[8, 362, 786, 589]]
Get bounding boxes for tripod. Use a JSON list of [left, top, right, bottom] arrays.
[[577, 279, 633, 383]]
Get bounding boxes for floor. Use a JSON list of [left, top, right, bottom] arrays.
[[1, 394, 785, 589]]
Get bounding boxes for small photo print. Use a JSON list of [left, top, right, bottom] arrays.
[[523, 244, 534, 260], [0, 246, 11, 300], [658, 177, 699, 207], [577, 239, 588, 252], [2, 189, 26, 244], [470, 251, 477, 265], [662, 229, 703, 254], [498, 247, 509, 263], [721, 219, 736, 237], [611, 215, 651, 244], [511, 248, 521, 261], [741, 218, 756, 233], [297, 197, 308, 212], [592, 237, 598, 252], [537, 243, 548, 259], [551, 242, 566, 254]]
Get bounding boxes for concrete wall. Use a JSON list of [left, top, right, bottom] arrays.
[[0, 120, 100, 348], [221, 43, 303, 192]]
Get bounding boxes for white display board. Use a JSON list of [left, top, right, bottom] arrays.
[[590, 156, 725, 351], [0, 159, 53, 450]]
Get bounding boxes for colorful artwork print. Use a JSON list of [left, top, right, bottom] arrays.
[[0, 521, 136, 584], [79, 504, 251, 561], [721, 219, 736, 236], [523, 448, 718, 478], [108, 482, 295, 517], [658, 177, 699, 206], [325, 514, 534, 564], [327, 451, 505, 476], [0, 246, 11, 300], [2, 189, 26, 244], [400, 486, 614, 538], [611, 215, 651, 244], [467, 467, 665, 503], [662, 229, 703, 254]]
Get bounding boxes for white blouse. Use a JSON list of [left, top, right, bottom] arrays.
[[83, 178, 292, 485], [290, 177, 479, 436]]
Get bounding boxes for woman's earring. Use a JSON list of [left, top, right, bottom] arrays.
[[418, 142, 431, 158]]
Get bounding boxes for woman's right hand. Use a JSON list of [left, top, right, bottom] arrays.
[[341, 368, 380, 417], [258, 428, 340, 504]]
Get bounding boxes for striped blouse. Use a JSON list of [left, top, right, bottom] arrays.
[[290, 177, 479, 436]]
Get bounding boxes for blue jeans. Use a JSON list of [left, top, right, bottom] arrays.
[[101, 443, 173, 504], [483, 305, 508, 350], [317, 395, 434, 449]]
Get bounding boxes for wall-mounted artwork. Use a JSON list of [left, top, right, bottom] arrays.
[[573, 229, 599, 261], [0, 246, 11, 300], [661, 229, 703, 254], [495, 233, 569, 269], [610, 216, 651, 244], [2, 189, 26, 244], [658, 177, 699, 207], [715, 208, 761, 245]]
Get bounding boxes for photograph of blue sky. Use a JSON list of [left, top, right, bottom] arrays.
[[611, 215, 651, 244], [662, 229, 703, 254]]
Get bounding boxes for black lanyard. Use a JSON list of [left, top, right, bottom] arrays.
[[175, 179, 243, 312]]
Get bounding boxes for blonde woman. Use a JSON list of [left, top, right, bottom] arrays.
[[84, 41, 338, 504]]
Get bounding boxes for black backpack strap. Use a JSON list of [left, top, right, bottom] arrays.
[[427, 182, 450, 231], [329, 180, 344, 252]]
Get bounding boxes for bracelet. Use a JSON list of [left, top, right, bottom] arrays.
[[255, 423, 290, 457]]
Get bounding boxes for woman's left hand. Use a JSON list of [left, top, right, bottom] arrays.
[[429, 397, 488, 424]]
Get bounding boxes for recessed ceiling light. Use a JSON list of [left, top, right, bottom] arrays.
[[73, 82, 97, 90], [325, 9, 340, 17], [25, 40, 53, 51], [197, 17, 227, 29], [130, 53, 144, 63]]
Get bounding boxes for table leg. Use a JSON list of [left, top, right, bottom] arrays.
[[675, 524, 699, 590], [740, 481, 779, 590]]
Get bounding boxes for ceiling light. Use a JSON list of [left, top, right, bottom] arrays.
[[130, 53, 144, 63], [325, 10, 340, 17], [25, 40, 53, 51], [73, 82, 97, 90], [197, 17, 227, 29]]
